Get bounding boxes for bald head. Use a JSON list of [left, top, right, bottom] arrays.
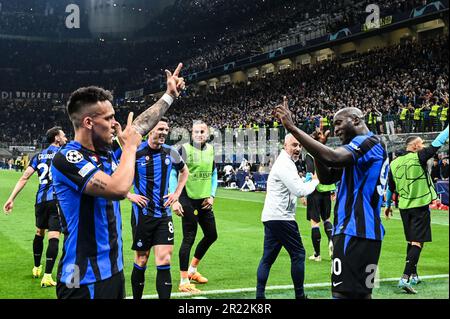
[[334, 107, 365, 120], [333, 107, 369, 144], [284, 133, 301, 161]]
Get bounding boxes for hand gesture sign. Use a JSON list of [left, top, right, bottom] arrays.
[[311, 127, 331, 145], [115, 112, 142, 149], [165, 63, 186, 98], [273, 96, 295, 130]]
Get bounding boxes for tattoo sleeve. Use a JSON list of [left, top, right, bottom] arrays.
[[89, 177, 107, 190], [132, 97, 171, 136]]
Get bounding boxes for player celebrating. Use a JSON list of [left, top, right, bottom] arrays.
[[385, 126, 449, 294], [51, 64, 185, 299], [3, 127, 67, 287], [275, 97, 388, 299], [118, 117, 188, 299], [174, 120, 218, 293]]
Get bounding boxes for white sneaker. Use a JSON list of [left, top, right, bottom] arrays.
[[308, 255, 321, 262]]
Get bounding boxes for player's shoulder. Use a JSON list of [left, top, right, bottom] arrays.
[[162, 144, 177, 153], [53, 142, 86, 166], [347, 132, 381, 150], [162, 144, 183, 159]]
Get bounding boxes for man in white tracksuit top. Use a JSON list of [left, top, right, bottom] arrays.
[[256, 134, 319, 299]]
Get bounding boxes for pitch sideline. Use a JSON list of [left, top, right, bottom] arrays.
[[128, 273, 449, 299]]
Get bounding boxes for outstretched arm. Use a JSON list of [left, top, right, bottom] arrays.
[[274, 98, 353, 167], [3, 166, 35, 214], [131, 63, 185, 136]]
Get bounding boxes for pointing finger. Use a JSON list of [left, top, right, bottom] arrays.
[[127, 112, 134, 127], [173, 63, 183, 77]]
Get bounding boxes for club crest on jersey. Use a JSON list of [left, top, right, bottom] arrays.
[[145, 156, 150, 161], [90, 156, 98, 163], [66, 150, 84, 164], [165, 157, 171, 165], [111, 161, 118, 172]]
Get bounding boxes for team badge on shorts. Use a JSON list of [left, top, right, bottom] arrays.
[[66, 150, 84, 163]]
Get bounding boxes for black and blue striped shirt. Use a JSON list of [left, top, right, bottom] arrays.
[[334, 132, 389, 241], [116, 141, 185, 219], [51, 141, 123, 286], [29, 144, 60, 204]]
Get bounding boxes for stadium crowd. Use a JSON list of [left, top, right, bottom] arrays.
[[0, 0, 433, 93], [0, 36, 448, 145]]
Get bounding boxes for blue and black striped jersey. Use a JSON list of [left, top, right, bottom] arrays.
[[51, 141, 123, 286], [29, 144, 60, 204], [333, 132, 389, 240], [116, 141, 185, 218]]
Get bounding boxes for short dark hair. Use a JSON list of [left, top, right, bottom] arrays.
[[46, 126, 62, 144], [66, 86, 113, 128], [406, 136, 420, 146], [160, 116, 169, 123]]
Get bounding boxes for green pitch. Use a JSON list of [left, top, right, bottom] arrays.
[[0, 170, 448, 299]]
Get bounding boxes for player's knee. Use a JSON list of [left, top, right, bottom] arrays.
[[36, 228, 45, 237], [156, 253, 172, 266], [291, 248, 306, 261], [135, 254, 149, 267], [182, 232, 196, 246], [48, 231, 60, 240], [411, 242, 422, 248], [206, 230, 218, 243], [311, 221, 320, 228]]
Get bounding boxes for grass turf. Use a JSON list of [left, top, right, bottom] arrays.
[[0, 170, 448, 299]]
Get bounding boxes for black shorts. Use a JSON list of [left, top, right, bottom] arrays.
[[131, 213, 174, 251], [306, 191, 331, 223], [331, 234, 382, 296], [178, 191, 217, 236], [57, 271, 125, 299], [400, 206, 432, 243], [35, 200, 61, 232]]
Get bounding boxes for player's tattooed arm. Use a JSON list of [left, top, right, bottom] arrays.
[[132, 98, 172, 136], [88, 177, 107, 191], [132, 63, 185, 136]]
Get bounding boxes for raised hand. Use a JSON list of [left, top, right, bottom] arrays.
[[165, 63, 186, 98], [311, 127, 331, 145], [274, 96, 295, 130], [120, 112, 142, 149]]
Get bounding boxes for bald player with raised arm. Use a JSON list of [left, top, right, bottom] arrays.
[[275, 97, 389, 299]]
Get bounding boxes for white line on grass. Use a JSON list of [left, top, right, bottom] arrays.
[[389, 215, 449, 226], [216, 194, 265, 204], [129, 273, 449, 299]]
